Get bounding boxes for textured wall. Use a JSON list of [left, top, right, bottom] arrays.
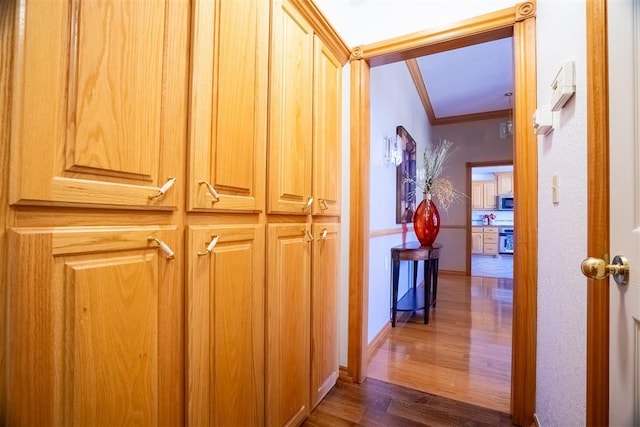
[[535, 1, 588, 425]]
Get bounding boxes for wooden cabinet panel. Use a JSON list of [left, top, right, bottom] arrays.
[[266, 224, 311, 426], [311, 223, 340, 407], [6, 226, 181, 425], [471, 232, 484, 254], [186, 225, 265, 426], [268, 0, 314, 214], [497, 172, 513, 194], [471, 182, 484, 209], [483, 182, 497, 209], [10, 0, 186, 209], [188, 0, 268, 212], [312, 37, 342, 216]]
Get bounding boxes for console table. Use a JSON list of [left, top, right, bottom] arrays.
[[390, 242, 442, 326]]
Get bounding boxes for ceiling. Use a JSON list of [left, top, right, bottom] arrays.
[[415, 37, 515, 120]]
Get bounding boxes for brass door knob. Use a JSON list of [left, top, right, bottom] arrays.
[[581, 255, 629, 285]]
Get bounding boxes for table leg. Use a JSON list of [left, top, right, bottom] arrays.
[[432, 258, 439, 307], [391, 257, 400, 327], [423, 258, 431, 324], [412, 260, 418, 316]]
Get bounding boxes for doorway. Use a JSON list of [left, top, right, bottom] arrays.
[[347, 5, 538, 426]]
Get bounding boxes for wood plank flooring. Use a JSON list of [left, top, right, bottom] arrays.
[[367, 274, 513, 413], [303, 377, 513, 426]]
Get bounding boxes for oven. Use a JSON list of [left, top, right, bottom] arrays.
[[499, 227, 514, 254]]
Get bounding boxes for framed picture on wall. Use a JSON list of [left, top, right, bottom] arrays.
[[396, 125, 417, 224]]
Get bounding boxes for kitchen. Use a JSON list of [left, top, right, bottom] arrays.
[[470, 164, 514, 278]]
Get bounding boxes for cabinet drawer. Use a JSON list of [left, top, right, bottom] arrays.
[[483, 227, 499, 234], [483, 243, 498, 254], [471, 227, 484, 233], [483, 234, 499, 244]]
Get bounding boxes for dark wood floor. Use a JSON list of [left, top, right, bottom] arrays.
[[303, 377, 513, 427]]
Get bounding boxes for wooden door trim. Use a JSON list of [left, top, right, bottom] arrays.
[[586, 0, 609, 425], [347, 3, 537, 426]]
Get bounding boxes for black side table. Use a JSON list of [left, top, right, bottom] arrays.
[[390, 242, 442, 326]]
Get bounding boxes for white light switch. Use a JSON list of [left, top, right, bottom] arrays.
[[552, 174, 559, 204], [551, 61, 576, 111]]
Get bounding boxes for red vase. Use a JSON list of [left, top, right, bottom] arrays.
[[413, 195, 440, 246]]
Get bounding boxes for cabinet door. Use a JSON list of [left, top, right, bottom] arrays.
[[188, 0, 268, 212], [312, 37, 342, 216], [7, 226, 181, 425], [268, 0, 314, 214], [311, 223, 340, 407], [266, 224, 311, 426], [10, 0, 186, 209], [186, 225, 265, 426], [471, 232, 484, 253], [471, 182, 484, 209], [497, 172, 513, 194], [483, 182, 497, 208]]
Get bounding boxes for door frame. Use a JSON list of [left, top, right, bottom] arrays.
[[585, 0, 609, 425], [347, 2, 538, 426]]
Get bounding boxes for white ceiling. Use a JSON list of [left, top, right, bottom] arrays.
[[416, 37, 515, 118]]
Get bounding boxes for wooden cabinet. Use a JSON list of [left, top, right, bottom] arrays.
[[266, 224, 312, 427], [312, 37, 342, 216], [268, 0, 314, 214], [188, 0, 268, 212], [497, 172, 514, 195], [472, 180, 497, 209], [483, 227, 499, 255], [268, 0, 342, 215], [186, 225, 265, 426], [6, 226, 181, 425], [10, 0, 184, 209], [311, 223, 340, 407], [471, 227, 484, 254]]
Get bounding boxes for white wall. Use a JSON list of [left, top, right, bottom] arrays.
[[535, 1, 588, 425], [368, 61, 431, 343]]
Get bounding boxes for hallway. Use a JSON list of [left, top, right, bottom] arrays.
[[367, 274, 513, 413]]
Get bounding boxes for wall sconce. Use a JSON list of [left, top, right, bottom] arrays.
[[384, 134, 402, 166]]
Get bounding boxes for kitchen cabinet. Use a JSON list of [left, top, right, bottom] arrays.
[[311, 223, 340, 407], [483, 227, 499, 255], [268, 0, 342, 216], [497, 172, 514, 195], [10, 0, 184, 210], [7, 226, 181, 425], [471, 227, 484, 254], [266, 224, 312, 427], [188, 0, 268, 212], [186, 225, 265, 426], [472, 180, 498, 209]]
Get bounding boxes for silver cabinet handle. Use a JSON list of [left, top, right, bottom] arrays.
[[320, 228, 328, 240], [149, 177, 176, 199], [148, 237, 175, 259], [199, 181, 220, 202], [302, 228, 314, 242], [306, 196, 314, 208], [198, 235, 219, 256]]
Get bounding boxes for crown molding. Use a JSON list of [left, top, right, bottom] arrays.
[[405, 59, 436, 124], [289, 0, 351, 65], [433, 109, 511, 126]]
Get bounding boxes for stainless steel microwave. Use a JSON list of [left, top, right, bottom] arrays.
[[498, 195, 514, 210]]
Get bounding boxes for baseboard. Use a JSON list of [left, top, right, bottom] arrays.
[[439, 269, 467, 276], [338, 366, 353, 383], [533, 413, 542, 427], [367, 322, 392, 362]]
